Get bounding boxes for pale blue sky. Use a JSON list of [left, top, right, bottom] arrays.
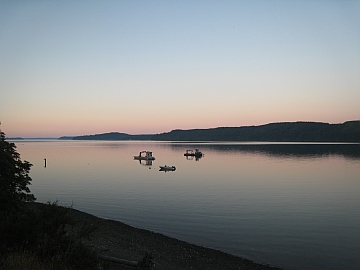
[[1, 1, 359, 137]]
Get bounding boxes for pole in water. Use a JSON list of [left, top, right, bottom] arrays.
[[44, 158, 47, 168]]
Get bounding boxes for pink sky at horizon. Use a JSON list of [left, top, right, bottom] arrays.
[[1, 1, 359, 138], [2, 115, 358, 138]]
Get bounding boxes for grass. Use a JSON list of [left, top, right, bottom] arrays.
[[0, 202, 104, 270], [0, 251, 70, 270]]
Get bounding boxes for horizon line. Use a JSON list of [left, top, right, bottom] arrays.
[[5, 120, 359, 139]]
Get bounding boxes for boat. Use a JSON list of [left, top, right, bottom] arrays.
[[184, 149, 203, 157], [134, 151, 155, 160], [159, 165, 176, 171]]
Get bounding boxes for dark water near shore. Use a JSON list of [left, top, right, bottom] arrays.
[[14, 141, 360, 270]]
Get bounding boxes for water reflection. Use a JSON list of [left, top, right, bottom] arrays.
[[184, 155, 203, 161], [136, 159, 153, 166]]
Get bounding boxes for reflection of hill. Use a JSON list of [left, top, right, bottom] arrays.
[[170, 143, 360, 159]]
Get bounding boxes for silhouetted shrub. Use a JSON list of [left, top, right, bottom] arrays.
[[0, 128, 100, 269], [0, 129, 35, 214]]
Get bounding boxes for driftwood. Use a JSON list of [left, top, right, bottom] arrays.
[[98, 252, 154, 268], [98, 254, 138, 267]]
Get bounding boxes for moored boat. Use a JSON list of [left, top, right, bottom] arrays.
[[134, 151, 155, 160], [184, 149, 203, 157], [159, 165, 176, 171]]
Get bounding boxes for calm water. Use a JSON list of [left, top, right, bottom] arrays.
[[14, 140, 360, 270]]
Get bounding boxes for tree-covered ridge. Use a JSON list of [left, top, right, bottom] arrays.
[[72, 132, 131, 140], [71, 132, 152, 140], [154, 121, 360, 142], [69, 121, 360, 142]]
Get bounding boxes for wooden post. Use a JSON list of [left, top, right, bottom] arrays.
[[44, 158, 47, 168]]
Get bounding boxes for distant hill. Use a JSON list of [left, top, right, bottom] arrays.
[[65, 121, 360, 142], [70, 132, 153, 141], [58, 136, 74, 140], [154, 121, 360, 142], [6, 137, 56, 140]]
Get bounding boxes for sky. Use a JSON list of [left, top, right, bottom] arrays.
[[1, 0, 359, 138]]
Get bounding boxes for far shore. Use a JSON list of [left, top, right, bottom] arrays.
[[31, 203, 283, 270]]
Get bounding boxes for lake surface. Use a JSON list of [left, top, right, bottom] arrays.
[[14, 140, 360, 270]]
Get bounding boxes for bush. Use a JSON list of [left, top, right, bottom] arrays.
[[0, 251, 70, 270], [0, 128, 100, 269], [1, 201, 100, 269], [0, 129, 35, 214], [35, 202, 99, 270]]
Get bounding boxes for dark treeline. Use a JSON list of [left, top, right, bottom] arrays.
[[65, 121, 360, 142], [155, 121, 360, 142]]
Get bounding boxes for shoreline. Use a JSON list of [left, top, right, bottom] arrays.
[[65, 205, 283, 270]]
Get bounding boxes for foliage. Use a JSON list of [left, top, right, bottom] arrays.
[[72, 132, 152, 140], [0, 202, 100, 270], [0, 127, 100, 269], [153, 121, 360, 142], [0, 129, 35, 213], [35, 202, 99, 270], [68, 121, 360, 142], [0, 251, 70, 270]]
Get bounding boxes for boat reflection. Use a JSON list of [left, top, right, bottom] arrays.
[[137, 159, 153, 166], [185, 155, 202, 161]]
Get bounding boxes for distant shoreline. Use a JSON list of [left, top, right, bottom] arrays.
[[7, 121, 360, 143], [64, 120, 360, 143], [7, 138, 58, 140]]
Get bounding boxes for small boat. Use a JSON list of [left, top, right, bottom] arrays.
[[159, 165, 176, 171], [134, 151, 155, 160], [184, 149, 203, 157]]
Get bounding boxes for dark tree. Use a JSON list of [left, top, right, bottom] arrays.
[[0, 129, 36, 213]]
